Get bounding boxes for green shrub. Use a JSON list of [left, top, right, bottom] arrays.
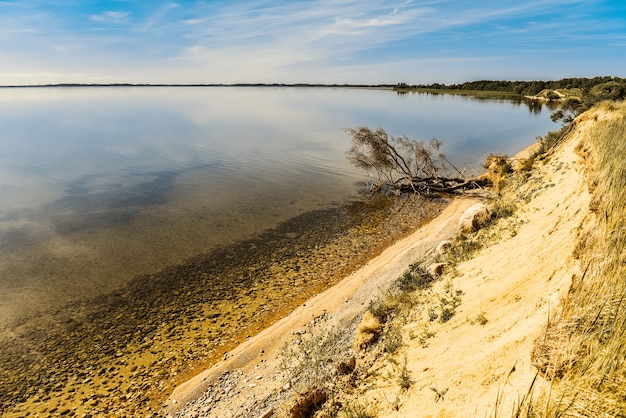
[[368, 293, 399, 323], [535, 124, 570, 155], [396, 262, 435, 292]]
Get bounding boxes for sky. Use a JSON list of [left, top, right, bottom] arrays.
[[1, 0, 625, 86]]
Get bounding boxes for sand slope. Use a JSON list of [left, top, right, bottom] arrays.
[[367, 131, 588, 416], [165, 198, 479, 416], [166, 128, 588, 417]]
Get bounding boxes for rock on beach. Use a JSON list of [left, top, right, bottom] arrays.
[[459, 203, 490, 232]]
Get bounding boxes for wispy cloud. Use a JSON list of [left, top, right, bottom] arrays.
[[90, 11, 129, 24], [135, 2, 179, 33], [0, 0, 624, 85]]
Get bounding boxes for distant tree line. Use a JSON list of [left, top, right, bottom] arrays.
[[350, 76, 626, 196], [399, 76, 626, 125], [408, 76, 626, 97]]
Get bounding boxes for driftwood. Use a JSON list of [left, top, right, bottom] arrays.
[[345, 126, 494, 196], [380, 175, 491, 195]]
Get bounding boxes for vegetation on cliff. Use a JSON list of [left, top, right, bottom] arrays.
[[280, 92, 626, 416], [528, 101, 626, 416]]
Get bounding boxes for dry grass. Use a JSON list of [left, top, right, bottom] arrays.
[[485, 153, 513, 196], [526, 101, 626, 416], [353, 311, 383, 351], [280, 325, 354, 398]]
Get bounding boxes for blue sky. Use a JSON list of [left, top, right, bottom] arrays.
[[1, 0, 625, 85]]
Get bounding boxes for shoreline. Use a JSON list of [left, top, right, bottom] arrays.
[[164, 198, 479, 416], [1, 194, 447, 417], [164, 142, 543, 416], [164, 132, 590, 417]]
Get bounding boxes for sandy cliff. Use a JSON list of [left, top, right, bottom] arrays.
[[165, 111, 594, 417]]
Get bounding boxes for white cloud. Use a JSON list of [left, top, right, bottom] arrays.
[[135, 3, 179, 32], [317, 13, 412, 37], [89, 11, 130, 24], [0, 0, 623, 85]]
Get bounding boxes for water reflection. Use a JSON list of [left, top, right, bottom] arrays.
[[525, 98, 561, 115], [0, 86, 556, 324], [394, 89, 562, 115]]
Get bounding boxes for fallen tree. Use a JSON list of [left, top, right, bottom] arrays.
[[345, 127, 491, 195]]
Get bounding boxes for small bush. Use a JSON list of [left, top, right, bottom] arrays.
[[340, 400, 377, 418], [519, 155, 536, 173], [417, 326, 436, 347], [440, 307, 455, 323], [428, 307, 439, 322], [382, 327, 403, 354], [396, 262, 435, 292], [281, 326, 353, 394], [368, 261, 433, 324], [430, 386, 449, 403], [490, 198, 516, 220], [535, 124, 570, 155], [438, 280, 463, 323], [367, 294, 398, 323], [477, 311, 488, 326], [443, 233, 483, 265]]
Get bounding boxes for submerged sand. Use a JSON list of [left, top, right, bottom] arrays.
[[1, 194, 446, 417]]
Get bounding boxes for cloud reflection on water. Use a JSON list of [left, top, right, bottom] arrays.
[[0, 86, 555, 240], [0, 86, 557, 324]]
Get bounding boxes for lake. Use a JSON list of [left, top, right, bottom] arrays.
[[0, 86, 556, 415], [0, 87, 555, 324]]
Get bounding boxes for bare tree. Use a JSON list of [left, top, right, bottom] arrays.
[[345, 127, 490, 195]]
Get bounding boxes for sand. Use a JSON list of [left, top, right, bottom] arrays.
[[164, 128, 589, 417], [369, 129, 589, 416], [164, 198, 480, 416]]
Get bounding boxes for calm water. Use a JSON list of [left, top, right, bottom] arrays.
[[0, 86, 555, 325]]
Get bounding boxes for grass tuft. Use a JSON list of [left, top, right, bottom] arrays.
[[397, 355, 413, 390], [339, 400, 377, 418]]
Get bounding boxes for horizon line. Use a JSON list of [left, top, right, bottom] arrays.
[[1, 75, 622, 89]]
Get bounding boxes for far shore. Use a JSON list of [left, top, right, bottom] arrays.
[[392, 87, 523, 98]]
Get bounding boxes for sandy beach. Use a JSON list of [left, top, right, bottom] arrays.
[[164, 198, 479, 416]]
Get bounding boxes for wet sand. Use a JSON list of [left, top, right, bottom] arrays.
[[0, 194, 448, 417]]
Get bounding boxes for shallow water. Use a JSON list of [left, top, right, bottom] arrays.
[[0, 87, 555, 323], [0, 87, 556, 415]]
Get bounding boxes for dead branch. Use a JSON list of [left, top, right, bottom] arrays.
[[395, 175, 491, 195], [345, 126, 489, 196]]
